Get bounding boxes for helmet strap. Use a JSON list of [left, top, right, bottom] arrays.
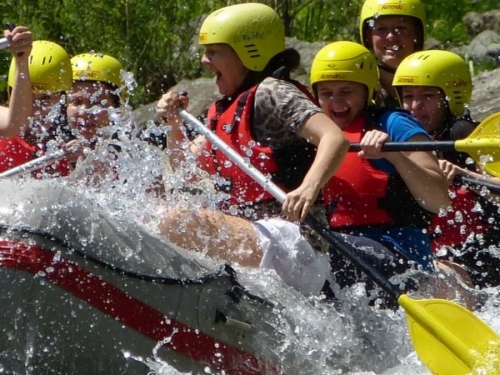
[[430, 103, 454, 139], [377, 61, 397, 74]]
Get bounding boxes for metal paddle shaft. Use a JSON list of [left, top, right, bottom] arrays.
[[0, 149, 66, 178], [2, 23, 25, 57], [0, 37, 9, 50], [179, 109, 500, 374], [456, 175, 500, 194], [349, 141, 456, 152], [350, 112, 500, 178], [349, 138, 500, 152]]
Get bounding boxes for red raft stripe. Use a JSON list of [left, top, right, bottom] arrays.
[[0, 240, 280, 375]]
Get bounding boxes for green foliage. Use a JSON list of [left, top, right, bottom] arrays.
[[424, 0, 494, 46], [0, 0, 499, 107]]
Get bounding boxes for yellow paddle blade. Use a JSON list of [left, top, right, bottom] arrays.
[[455, 112, 500, 177], [398, 294, 500, 374]]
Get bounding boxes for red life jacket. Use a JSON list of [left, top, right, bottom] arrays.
[[0, 136, 70, 177], [430, 188, 488, 253], [429, 117, 491, 253], [0, 136, 36, 173], [198, 81, 317, 208], [322, 112, 430, 229], [322, 115, 393, 228]]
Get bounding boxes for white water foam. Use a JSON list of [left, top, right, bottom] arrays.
[[28, 80, 497, 375]]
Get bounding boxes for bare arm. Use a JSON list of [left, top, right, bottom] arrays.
[[439, 159, 500, 201], [157, 91, 207, 170], [1, 26, 33, 138], [283, 112, 349, 221], [165, 122, 207, 170], [385, 134, 451, 214]]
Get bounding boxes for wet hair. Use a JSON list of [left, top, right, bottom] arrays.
[[237, 48, 301, 93], [214, 47, 301, 115]]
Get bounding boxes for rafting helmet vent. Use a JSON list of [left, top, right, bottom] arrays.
[[310, 41, 379, 104], [359, 0, 426, 51], [393, 50, 472, 117], [198, 3, 285, 72], [9, 40, 72, 94]]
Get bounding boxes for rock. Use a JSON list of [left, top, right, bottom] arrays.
[[167, 78, 221, 118], [286, 37, 327, 81], [466, 30, 500, 60], [463, 10, 500, 37], [482, 10, 500, 35], [486, 43, 500, 59], [424, 37, 441, 50], [469, 67, 500, 121], [463, 12, 484, 37], [132, 78, 219, 128], [453, 30, 500, 66], [131, 101, 157, 129]]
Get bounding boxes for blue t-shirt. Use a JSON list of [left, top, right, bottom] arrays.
[[358, 110, 434, 271], [369, 110, 430, 173]]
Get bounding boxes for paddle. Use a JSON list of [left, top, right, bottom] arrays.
[[455, 175, 500, 195], [0, 149, 65, 178], [349, 112, 500, 178], [2, 23, 25, 57], [179, 109, 500, 375], [0, 37, 8, 50]]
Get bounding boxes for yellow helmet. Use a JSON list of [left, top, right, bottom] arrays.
[[71, 53, 123, 88], [8, 40, 72, 94], [359, 0, 426, 51], [310, 41, 379, 104], [393, 50, 472, 117], [198, 3, 285, 72]]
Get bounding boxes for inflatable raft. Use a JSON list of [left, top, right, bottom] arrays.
[[0, 179, 294, 375]]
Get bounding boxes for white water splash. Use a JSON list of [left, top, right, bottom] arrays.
[[8, 74, 498, 375]]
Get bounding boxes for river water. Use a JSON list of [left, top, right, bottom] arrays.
[[43, 80, 500, 375]]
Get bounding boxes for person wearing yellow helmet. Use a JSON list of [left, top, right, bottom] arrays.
[[393, 50, 475, 160], [68, 52, 123, 141], [0, 25, 33, 138], [394, 50, 500, 288], [311, 41, 449, 279], [359, 0, 426, 107], [156, 3, 352, 296], [0, 39, 74, 176]]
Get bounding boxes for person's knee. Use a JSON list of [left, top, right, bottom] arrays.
[[158, 208, 215, 247]]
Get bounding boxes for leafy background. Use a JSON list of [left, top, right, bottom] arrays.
[[0, 0, 497, 107]]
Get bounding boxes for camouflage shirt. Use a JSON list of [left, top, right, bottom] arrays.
[[252, 77, 322, 144], [223, 77, 329, 253]]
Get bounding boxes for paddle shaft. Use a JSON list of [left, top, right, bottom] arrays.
[[0, 37, 8, 50], [349, 141, 456, 152], [456, 175, 500, 194], [350, 141, 500, 192], [180, 110, 401, 301], [0, 149, 66, 178]]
